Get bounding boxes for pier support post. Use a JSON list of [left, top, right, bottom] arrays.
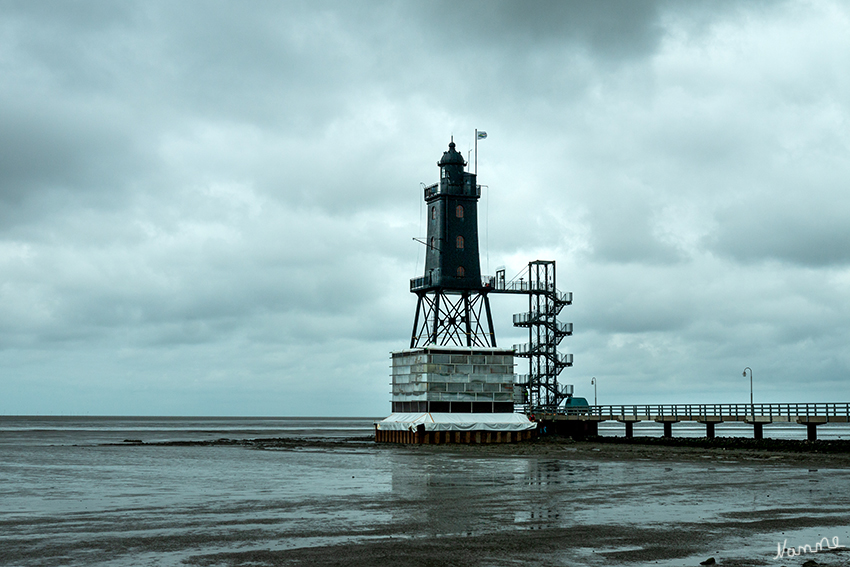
[[753, 423, 763, 440], [807, 423, 818, 442], [705, 422, 715, 439], [655, 418, 678, 438], [798, 418, 824, 442], [624, 421, 633, 439]]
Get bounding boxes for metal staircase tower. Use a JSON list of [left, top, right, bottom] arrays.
[[491, 260, 573, 411]]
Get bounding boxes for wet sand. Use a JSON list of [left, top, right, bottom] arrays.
[[3, 436, 850, 567], [184, 437, 850, 567]]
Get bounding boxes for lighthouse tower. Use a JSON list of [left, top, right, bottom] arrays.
[[376, 138, 571, 443], [409, 139, 497, 348], [374, 138, 536, 445]]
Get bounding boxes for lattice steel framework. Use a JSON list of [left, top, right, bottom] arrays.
[[410, 290, 497, 348]]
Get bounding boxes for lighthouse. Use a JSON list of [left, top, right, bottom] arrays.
[[422, 139, 483, 292], [409, 139, 496, 348], [375, 139, 536, 443]]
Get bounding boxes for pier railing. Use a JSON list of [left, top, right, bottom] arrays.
[[561, 402, 850, 419]]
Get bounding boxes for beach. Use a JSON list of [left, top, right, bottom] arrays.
[[1, 418, 849, 566]]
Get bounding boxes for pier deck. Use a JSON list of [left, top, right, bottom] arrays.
[[533, 403, 850, 441]]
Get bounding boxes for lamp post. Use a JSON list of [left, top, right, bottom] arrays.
[[742, 367, 753, 419], [591, 376, 597, 406]]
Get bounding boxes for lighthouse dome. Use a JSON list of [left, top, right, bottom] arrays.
[[438, 140, 466, 167]]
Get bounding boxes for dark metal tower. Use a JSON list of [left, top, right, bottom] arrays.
[[511, 261, 573, 410], [409, 140, 497, 348], [488, 261, 574, 412]]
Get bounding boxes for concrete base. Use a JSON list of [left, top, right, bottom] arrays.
[[375, 424, 536, 444], [375, 413, 536, 444], [390, 347, 516, 414]]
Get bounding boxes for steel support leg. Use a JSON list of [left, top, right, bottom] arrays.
[[463, 292, 472, 347], [410, 294, 423, 348], [431, 293, 440, 345], [483, 293, 496, 347]]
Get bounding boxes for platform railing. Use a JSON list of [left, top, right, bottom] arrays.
[[423, 182, 481, 199], [556, 291, 573, 304], [411, 274, 504, 291], [512, 343, 573, 365], [559, 403, 850, 418], [493, 280, 554, 293], [556, 322, 573, 335], [410, 273, 433, 291], [511, 314, 572, 336], [513, 311, 542, 325]]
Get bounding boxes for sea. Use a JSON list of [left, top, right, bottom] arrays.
[[0, 416, 376, 447], [2, 416, 849, 566], [2, 415, 849, 447]]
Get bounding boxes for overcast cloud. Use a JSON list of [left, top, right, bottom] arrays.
[[1, 0, 849, 416]]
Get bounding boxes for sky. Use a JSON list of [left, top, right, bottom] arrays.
[[1, 0, 849, 416]]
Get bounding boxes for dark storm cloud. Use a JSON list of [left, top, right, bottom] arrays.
[[415, 0, 662, 59], [1, 1, 408, 220]]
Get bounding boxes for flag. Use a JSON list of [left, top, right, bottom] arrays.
[[477, 131, 487, 140]]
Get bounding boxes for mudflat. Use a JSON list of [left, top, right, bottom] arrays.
[[189, 437, 850, 567], [3, 436, 849, 567]]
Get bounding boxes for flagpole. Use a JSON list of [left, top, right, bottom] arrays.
[[474, 129, 478, 175]]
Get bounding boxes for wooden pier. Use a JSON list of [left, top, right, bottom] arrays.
[[534, 403, 850, 441]]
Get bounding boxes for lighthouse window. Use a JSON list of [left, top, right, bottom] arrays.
[[431, 206, 436, 220], [430, 237, 436, 250], [456, 235, 464, 249], [457, 266, 465, 277], [456, 205, 464, 218]]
